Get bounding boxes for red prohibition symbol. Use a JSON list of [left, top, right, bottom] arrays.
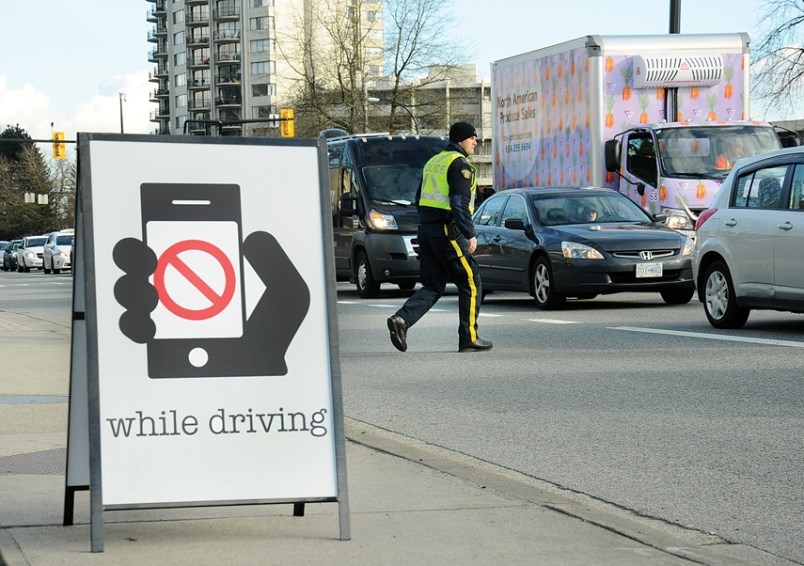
[[153, 239, 236, 321]]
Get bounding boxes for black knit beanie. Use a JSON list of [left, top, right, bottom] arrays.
[[449, 121, 477, 143]]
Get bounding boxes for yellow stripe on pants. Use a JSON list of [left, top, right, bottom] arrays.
[[445, 227, 478, 343]]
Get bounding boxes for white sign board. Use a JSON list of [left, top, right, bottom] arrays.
[[77, 134, 348, 546]]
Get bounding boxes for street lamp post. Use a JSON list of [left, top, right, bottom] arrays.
[[119, 92, 126, 134]]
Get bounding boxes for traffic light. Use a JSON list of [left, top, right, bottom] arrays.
[[52, 131, 66, 159], [280, 108, 295, 138]]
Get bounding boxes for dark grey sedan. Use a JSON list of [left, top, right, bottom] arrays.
[[472, 187, 695, 309]]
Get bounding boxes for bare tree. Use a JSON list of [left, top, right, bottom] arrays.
[[751, 0, 804, 116], [278, 0, 465, 137]]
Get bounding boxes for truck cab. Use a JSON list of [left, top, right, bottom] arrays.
[[605, 122, 782, 235], [325, 132, 445, 297]]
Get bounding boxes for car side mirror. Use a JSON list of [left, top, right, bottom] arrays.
[[652, 213, 668, 223], [503, 218, 527, 231]]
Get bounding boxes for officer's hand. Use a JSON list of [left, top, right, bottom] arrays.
[[468, 236, 477, 254]]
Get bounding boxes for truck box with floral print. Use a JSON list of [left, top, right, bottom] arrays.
[[491, 33, 787, 235]]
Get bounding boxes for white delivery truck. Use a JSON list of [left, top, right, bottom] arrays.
[[491, 33, 790, 234]]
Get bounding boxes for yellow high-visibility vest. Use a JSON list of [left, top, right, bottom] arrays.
[[419, 150, 477, 213]]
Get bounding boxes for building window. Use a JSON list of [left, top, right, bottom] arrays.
[[250, 17, 268, 30], [175, 72, 186, 87], [176, 116, 186, 131], [250, 39, 269, 54], [252, 83, 269, 97], [173, 9, 184, 24], [174, 31, 185, 46], [365, 10, 379, 21], [251, 62, 267, 75], [252, 105, 275, 119], [175, 94, 187, 108], [174, 52, 186, 66], [250, 0, 268, 6]]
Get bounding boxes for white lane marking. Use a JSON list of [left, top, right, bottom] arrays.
[[529, 318, 579, 324], [612, 326, 804, 348], [479, 313, 505, 317]]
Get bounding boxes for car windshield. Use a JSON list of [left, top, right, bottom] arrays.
[[362, 164, 423, 205], [355, 137, 444, 206], [532, 193, 650, 226], [56, 235, 74, 245], [26, 237, 47, 247], [656, 125, 780, 178]]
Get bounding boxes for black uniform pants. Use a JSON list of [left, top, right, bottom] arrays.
[[395, 222, 481, 345]]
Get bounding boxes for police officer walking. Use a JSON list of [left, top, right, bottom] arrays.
[[387, 121, 493, 353]]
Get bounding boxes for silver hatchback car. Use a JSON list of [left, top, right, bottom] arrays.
[[692, 146, 804, 328]]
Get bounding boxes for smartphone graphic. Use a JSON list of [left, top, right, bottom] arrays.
[[140, 183, 245, 377]]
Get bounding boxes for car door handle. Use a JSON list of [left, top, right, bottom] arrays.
[[492, 235, 502, 242], [778, 221, 793, 231], [724, 218, 737, 227]]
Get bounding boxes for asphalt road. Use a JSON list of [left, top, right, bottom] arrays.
[[336, 282, 804, 565], [2, 271, 802, 564]]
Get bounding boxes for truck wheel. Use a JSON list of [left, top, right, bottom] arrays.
[[660, 288, 694, 305], [355, 251, 380, 299], [532, 257, 566, 310], [703, 261, 749, 329]]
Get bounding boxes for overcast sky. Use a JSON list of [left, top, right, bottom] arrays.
[[1, 0, 798, 146]]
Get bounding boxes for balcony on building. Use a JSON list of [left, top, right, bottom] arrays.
[[216, 94, 242, 108], [148, 43, 168, 62], [188, 31, 209, 47], [149, 106, 170, 122], [150, 87, 170, 101], [189, 98, 212, 111], [216, 51, 241, 63], [151, 64, 169, 79], [185, 0, 206, 5], [188, 55, 211, 68], [147, 2, 166, 18], [188, 77, 210, 90], [213, 4, 241, 20], [186, 12, 210, 26], [213, 29, 241, 43], [153, 127, 171, 135], [216, 70, 241, 85]]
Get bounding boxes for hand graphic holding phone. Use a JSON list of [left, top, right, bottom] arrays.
[[113, 183, 310, 378]]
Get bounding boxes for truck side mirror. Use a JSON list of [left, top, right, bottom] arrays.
[[604, 140, 620, 172], [338, 193, 357, 217]]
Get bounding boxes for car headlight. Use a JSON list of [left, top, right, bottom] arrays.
[[562, 241, 604, 260], [24, 251, 35, 259], [662, 208, 694, 231], [368, 209, 398, 231], [681, 236, 694, 256]]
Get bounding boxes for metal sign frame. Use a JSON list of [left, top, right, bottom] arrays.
[[68, 133, 349, 551]]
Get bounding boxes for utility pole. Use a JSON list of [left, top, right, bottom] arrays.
[[119, 92, 126, 134], [667, 0, 681, 122]]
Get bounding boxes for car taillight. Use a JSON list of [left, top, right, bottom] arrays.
[[695, 208, 717, 231]]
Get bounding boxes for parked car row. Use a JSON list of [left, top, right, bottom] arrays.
[[1, 229, 74, 274]]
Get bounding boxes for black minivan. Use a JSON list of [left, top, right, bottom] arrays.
[[326, 132, 445, 297]]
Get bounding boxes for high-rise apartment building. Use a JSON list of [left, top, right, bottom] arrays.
[[147, 0, 385, 137]]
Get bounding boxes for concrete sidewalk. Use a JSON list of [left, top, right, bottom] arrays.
[[0, 309, 790, 565]]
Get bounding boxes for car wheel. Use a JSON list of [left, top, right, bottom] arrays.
[[53, 267, 61, 274], [43, 260, 51, 274], [17, 264, 23, 273], [397, 281, 416, 291], [532, 256, 566, 310], [703, 261, 749, 329], [660, 288, 694, 305], [355, 251, 380, 299]]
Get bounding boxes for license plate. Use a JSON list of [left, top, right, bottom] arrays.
[[636, 262, 663, 278]]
